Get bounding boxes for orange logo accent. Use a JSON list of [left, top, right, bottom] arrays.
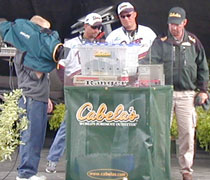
[[169, 12, 181, 18], [76, 102, 140, 122]]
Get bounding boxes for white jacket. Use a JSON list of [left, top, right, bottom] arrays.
[[106, 25, 156, 51]]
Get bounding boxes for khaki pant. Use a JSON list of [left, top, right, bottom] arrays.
[[172, 91, 196, 175]]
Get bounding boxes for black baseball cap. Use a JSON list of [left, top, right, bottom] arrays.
[[168, 7, 186, 24]]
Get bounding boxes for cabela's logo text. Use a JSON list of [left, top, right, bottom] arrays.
[[87, 168, 128, 180], [76, 102, 140, 126]]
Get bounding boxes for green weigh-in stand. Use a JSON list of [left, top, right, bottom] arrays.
[[64, 86, 173, 180]]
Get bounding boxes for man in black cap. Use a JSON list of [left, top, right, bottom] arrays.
[[141, 7, 209, 180]]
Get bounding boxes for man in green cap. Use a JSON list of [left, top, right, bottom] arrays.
[[141, 7, 209, 180]]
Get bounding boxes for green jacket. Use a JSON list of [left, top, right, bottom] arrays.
[[0, 19, 62, 73], [146, 30, 209, 92]]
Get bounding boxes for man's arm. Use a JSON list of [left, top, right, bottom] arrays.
[[195, 41, 209, 92], [139, 38, 163, 64]]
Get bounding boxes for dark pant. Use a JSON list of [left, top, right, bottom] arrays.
[[17, 97, 48, 178]]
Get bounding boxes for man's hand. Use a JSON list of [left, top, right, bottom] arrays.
[[197, 92, 208, 104], [47, 98, 53, 113], [35, 71, 43, 79]]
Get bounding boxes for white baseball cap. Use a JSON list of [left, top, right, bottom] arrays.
[[84, 13, 102, 26], [117, 2, 134, 15]]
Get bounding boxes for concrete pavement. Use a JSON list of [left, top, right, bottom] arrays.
[[1, 137, 210, 180]]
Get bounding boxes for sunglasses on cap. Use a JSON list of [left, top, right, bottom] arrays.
[[91, 25, 102, 30], [120, 14, 132, 19]]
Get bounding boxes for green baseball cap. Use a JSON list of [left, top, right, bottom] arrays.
[[168, 7, 186, 24]]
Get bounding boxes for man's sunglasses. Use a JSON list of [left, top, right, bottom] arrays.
[[120, 14, 132, 19], [91, 25, 102, 30]]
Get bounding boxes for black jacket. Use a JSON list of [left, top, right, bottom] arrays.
[[142, 30, 209, 92]]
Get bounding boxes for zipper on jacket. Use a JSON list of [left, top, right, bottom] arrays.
[[172, 46, 176, 62], [178, 46, 182, 89], [172, 46, 175, 85], [183, 46, 186, 66]]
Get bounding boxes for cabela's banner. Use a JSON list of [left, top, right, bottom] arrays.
[[65, 86, 173, 180]]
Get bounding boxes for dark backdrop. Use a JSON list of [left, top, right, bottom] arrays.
[[0, 0, 209, 58]]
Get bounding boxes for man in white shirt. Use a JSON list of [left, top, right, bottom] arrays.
[[45, 12, 104, 173], [106, 1, 156, 52]]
